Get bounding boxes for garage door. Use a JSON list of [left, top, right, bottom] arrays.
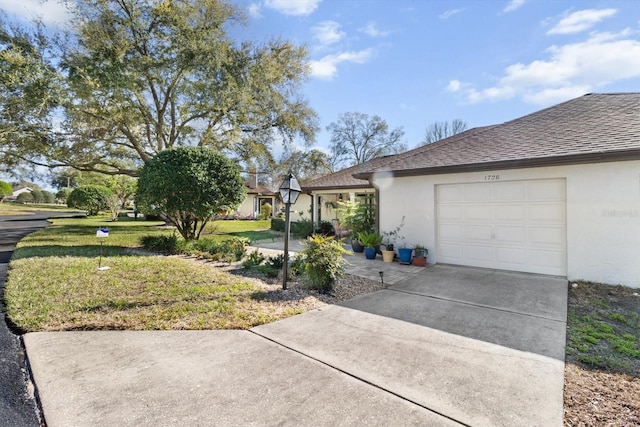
[[436, 179, 567, 276]]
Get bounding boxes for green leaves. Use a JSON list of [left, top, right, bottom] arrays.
[[136, 147, 246, 240], [67, 185, 114, 215], [1, 0, 318, 176]]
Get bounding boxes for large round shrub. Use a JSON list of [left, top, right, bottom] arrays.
[[67, 185, 113, 215], [136, 147, 246, 240]]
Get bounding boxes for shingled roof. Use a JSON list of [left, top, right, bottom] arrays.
[[353, 93, 640, 179], [302, 155, 395, 191]]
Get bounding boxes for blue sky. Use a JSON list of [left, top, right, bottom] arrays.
[[2, 0, 639, 157], [238, 0, 640, 150]]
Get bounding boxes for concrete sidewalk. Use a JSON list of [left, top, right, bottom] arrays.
[[24, 265, 567, 426]]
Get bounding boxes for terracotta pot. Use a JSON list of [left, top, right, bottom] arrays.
[[412, 256, 427, 267]]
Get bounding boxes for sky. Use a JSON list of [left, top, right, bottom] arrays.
[[1, 0, 640, 177]]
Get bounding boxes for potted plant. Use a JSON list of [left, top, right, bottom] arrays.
[[357, 230, 383, 260], [381, 217, 406, 263], [336, 201, 375, 253], [412, 245, 428, 267], [381, 244, 395, 262]]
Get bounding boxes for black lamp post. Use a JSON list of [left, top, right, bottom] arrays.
[[279, 172, 302, 289]]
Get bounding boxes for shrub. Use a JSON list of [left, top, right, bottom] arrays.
[[136, 147, 245, 240], [271, 218, 285, 232], [290, 254, 306, 276], [30, 189, 44, 203], [291, 218, 314, 238], [140, 233, 183, 254], [67, 185, 114, 215], [16, 192, 34, 204], [242, 249, 265, 269], [266, 254, 285, 269], [257, 264, 279, 278], [300, 234, 350, 293], [0, 181, 12, 201], [316, 220, 334, 236], [260, 202, 272, 220]]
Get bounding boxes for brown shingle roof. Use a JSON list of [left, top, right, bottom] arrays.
[[302, 155, 395, 190], [354, 93, 640, 178]]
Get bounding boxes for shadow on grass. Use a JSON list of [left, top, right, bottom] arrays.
[[10, 244, 153, 260]]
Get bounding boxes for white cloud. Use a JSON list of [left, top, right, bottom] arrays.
[[502, 0, 526, 13], [248, 3, 262, 19], [439, 9, 464, 20], [0, 0, 72, 26], [446, 80, 462, 92], [264, 0, 321, 16], [453, 30, 640, 105], [309, 48, 374, 80], [312, 21, 345, 47], [547, 8, 617, 35], [359, 21, 391, 37]]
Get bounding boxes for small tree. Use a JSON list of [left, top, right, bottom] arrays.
[[136, 147, 246, 241], [55, 188, 72, 204], [0, 181, 12, 201], [41, 190, 55, 204], [67, 185, 113, 215], [30, 189, 44, 203]]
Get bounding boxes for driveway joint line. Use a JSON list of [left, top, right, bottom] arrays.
[[248, 329, 470, 427], [385, 288, 567, 323]]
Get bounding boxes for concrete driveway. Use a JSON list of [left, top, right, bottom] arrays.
[[252, 265, 567, 426], [24, 265, 567, 426]]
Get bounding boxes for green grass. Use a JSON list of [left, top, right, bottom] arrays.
[[566, 282, 640, 376], [4, 215, 300, 332], [201, 219, 281, 242]]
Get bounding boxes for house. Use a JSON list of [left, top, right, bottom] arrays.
[[5, 186, 33, 201], [233, 176, 278, 219], [351, 93, 640, 288]]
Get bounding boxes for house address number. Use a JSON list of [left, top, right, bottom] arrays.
[[484, 175, 500, 181]]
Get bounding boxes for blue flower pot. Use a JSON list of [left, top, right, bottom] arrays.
[[364, 247, 377, 259], [398, 248, 413, 264]]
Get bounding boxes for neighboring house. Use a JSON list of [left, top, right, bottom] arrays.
[[234, 177, 278, 219], [5, 186, 33, 201], [351, 93, 640, 288]]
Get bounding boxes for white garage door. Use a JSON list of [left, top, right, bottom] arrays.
[[437, 179, 567, 276]]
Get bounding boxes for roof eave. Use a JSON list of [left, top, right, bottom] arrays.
[[301, 183, 373, 192], [353, 149, 640, 179]]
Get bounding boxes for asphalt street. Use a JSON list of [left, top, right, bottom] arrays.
[[0, 210, 82, 427]]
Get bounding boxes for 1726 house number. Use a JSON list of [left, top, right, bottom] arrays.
[[484, 175, 500, 181]]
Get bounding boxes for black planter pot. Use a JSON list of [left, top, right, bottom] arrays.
[[351, 238, 364, 253]]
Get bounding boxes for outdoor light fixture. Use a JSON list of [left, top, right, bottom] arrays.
[[279, 173, 302, 289]]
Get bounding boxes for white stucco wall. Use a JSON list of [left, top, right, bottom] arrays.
[[374, 160, 640, 288], [288, 193, 312, 222]]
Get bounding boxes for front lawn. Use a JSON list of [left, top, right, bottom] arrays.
[[4, 216, 297, 332]]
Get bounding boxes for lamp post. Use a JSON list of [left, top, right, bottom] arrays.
[[279, 172, 302, 289]]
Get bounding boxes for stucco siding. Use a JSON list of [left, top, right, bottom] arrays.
[[375, 160, 640, 288]]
